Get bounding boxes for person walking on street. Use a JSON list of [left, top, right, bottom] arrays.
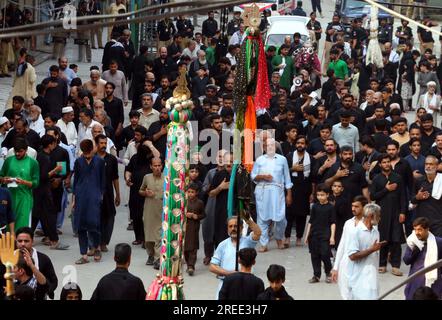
[[331, 196, 368, 299], [73, 139, 105, 264], [347, 203, 386, 300]]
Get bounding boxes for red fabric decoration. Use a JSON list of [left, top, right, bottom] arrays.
[[254, 36, 271, 111]]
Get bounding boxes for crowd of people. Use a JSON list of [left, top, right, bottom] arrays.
[[0, 0, 442, 301]]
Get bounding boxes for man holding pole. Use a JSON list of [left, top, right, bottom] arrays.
[[209, 216, 261, 299]]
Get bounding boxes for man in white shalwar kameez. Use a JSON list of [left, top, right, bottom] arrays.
[[331, 196, 368, 299], [347, 203, 386, 300], [251, 138, 293, 252]]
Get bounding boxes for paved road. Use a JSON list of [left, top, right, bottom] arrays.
[[0, 0, 437, 300]]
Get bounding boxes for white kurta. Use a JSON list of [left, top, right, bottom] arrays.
[[29, 116, 45, 137], [251, 154, 293, 222], [333, 217, 360, 300], [7, 63, 37, 109], [57, 119, 78, 147], [347, 222, 380, 300], [77, 120, 100, 146]]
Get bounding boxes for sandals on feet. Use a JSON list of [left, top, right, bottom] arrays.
[[42, 237, 51, 246], [75, 257, 89, 264], [94, 250, 102, 262]]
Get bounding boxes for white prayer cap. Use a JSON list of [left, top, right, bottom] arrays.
[[62, 106, 74, 113], [0, 117, 9, 127]]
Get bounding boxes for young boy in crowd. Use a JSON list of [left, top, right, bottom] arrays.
[[189, 164, 204, 200], [330, 179, 352, 249], [305, 183, 336, 284], [184, 182, 206, 275], [257, 264, 294, 300], [281, 124, 298, 156]]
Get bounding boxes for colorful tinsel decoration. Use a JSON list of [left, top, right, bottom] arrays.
[[228, 23, 271, 217], [146, 94, 192, 300]]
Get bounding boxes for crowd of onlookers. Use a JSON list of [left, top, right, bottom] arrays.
[[1, 0, 442, 300]]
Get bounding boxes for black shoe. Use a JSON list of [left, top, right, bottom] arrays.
[[146, 256, 155, 265], [0, 74, 5, 78], [308, 276, 320, 283], [153, 259, 160, 270], [3, 73, 11, 77]]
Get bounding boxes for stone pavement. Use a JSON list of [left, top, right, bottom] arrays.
[[0, 2, 430, 300]]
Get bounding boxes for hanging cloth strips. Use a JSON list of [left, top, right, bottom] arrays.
[[255, 35, 271, 111]]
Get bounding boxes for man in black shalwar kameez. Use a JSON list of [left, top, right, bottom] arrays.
[[370, 154, 407, 276], [91, 243, 146, 300], [95, 135, 120, 252]]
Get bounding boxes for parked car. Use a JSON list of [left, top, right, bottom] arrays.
[[264, 15, 310, 50], [335, 0, 394, 34]]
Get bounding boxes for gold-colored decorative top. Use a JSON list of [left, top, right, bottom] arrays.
[[0, 232, 19, 297], [173, 66, 191, 99], [242, 3, 261, 29]]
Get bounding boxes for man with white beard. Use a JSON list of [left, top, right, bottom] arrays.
[[29, 105, 45, 137], [347, 203, 387, 300], [411, 155, 442, 237], [251, 138, 293, 252], [189, 50, 209, 79], [331, 196, 368, 299]]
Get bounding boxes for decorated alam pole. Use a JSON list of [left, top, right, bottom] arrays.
[[227, 4, 271, 270], [146, 67, 193, 300]]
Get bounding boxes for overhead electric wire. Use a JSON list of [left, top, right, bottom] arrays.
[[375, 1, 442, 10], [363, 0, 442, 37], [0, 0, 245, 36]]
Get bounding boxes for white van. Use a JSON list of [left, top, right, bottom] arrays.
[[264, 16, 310, 49]]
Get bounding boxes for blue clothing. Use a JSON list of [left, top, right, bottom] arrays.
[[347, 223, 380, 300], [403, 236, 442, 300], [59, 142, 75, 171], [0, 187, 14, 229], [47, 67, 77, 86], [404, 154, 425, 176], [73, 155, 105, 232], [211, 234, 258, 298], [251, 154, 293, 222], [257, 216, 286, 246]]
